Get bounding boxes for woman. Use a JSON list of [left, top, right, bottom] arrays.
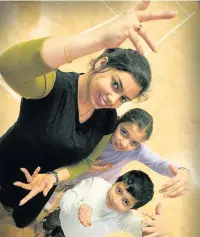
[[0, 2, 176, 228]]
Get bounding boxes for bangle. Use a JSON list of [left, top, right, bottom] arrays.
[[47, 171, 59, 185], [63, 34, 72, 64]]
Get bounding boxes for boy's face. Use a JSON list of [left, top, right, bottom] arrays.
[[111, 122, 146, 152], [106, 181, 137, 213]]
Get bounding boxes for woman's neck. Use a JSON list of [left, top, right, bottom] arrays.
[[78, 73, 90, 104], [78, 72, 95, 123]]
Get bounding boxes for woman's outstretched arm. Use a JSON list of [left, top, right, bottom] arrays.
[[0, 3, 176, 99]]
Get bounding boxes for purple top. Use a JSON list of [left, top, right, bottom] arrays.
[[67, 142, 183, 185]]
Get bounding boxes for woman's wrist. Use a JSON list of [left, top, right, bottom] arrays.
[[47, 171, 59, 185], [54, 167, 70, 183], [41, 21, 112, 68], [67, 31, 104, 62]]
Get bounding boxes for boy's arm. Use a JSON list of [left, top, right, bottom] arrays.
[[60, 178, 95, 215]]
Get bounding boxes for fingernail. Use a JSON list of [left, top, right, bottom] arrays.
[[172, 10, 178, 14]]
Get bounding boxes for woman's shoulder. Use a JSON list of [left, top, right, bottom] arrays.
[[55, 70, 80, 85], [48, 70, 80, 96]]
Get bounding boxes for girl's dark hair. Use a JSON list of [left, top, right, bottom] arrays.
[[116, 170, 154, 209], [119, 108, 153, 140], [90, 48, 151, 99]]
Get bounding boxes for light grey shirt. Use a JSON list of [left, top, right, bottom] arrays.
[[60, 177, 143, 237]]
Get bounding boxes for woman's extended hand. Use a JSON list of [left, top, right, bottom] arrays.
[[13, 167, 56, 206], [97, 1, 177, 54], [41, 1, 177, 67]]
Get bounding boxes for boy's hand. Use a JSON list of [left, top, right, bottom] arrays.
[[142, 203, 168, 237], [78, 204, 92, 227]]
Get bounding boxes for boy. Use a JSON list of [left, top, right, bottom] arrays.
[[43, 170, 154, 237]]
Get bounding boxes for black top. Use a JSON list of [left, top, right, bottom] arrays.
[[0, 70, 117, 227]]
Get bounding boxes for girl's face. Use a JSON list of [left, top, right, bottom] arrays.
[[87, 67, 142, 109], [111, 122, 147, 152]]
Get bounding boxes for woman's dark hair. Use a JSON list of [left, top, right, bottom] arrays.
[[90, 48, 151, 99], [116, 170, 154, 209], [118, 108, 153, 140]]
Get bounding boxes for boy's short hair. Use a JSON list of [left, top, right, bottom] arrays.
[[116, 170, 154, 209]]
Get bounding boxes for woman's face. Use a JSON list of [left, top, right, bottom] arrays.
[[111, 122, 147, 152], [87, 68, 142, 109]]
